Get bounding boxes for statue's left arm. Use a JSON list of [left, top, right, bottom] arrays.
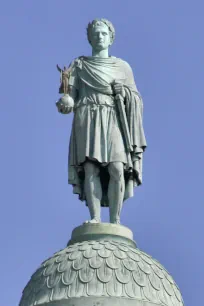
[[122, 60, 147, 184]]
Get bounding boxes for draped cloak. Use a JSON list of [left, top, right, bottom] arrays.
[[67, 56, 147, 206]]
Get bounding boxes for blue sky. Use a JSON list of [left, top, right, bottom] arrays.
[[0, 1, 203, 305]]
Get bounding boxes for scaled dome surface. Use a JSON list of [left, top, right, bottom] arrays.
[[19, 224, 184, 306]]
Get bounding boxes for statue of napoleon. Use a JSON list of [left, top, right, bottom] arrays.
[[56, 19, 147, 224]]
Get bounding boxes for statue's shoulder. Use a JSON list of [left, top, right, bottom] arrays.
[[114, 57, 134, 79], [67, 56, 86, 76], [69, 56, 84, 68], [114, 57, 133, 71]]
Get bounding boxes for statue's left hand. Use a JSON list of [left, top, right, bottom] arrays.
[[112, 82, 125, 98]]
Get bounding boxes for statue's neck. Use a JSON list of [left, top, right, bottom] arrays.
[[92, 48, 109, 58]]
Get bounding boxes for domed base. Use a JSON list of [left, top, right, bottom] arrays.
[[68, 223, 136, 247], [19, 223, 184, 306]]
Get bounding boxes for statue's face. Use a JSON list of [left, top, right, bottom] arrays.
[[90, 23, 111, 51]]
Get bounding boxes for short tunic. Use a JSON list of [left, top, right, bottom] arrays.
[[69, 82, 127, 167]]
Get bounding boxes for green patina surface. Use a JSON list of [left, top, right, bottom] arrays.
[[56, 18, 147, 224]]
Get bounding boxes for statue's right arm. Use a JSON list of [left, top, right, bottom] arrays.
[[56, 59, 79, 114], [68, 85, 78, 101]]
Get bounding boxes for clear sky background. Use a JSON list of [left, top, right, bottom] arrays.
[[0, 1, 203, 305]]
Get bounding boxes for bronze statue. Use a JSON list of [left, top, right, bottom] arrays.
[[56, 19, 147, 224]]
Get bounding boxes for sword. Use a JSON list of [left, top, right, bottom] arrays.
[[114, 91, 133, 153]]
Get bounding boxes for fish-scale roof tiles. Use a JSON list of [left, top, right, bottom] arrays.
[[19, 240, 184, 306]]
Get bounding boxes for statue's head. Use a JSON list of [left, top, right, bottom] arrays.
[[87, 19, 115, 51]]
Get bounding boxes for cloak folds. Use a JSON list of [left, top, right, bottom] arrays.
[[68, 56, 147, 206]]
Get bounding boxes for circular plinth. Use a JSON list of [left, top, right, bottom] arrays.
[[68, 223, 135, 247]]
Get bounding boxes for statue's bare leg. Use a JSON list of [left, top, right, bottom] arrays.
[[108, 162, 125, 224], [84, 161, 101, 223]]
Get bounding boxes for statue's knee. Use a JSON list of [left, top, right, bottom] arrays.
[[84, 162, 100, 178], [108, 162, 124, 181]]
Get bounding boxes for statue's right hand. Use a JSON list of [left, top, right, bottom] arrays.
[[56, 94, 74, 115], [56, 101, 72, 114]]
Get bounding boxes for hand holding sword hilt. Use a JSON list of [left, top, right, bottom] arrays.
[[112, 80, 125, 99]]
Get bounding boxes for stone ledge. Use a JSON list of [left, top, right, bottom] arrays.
[[36, 297, 162, 306], [68, 223, 136, 247]]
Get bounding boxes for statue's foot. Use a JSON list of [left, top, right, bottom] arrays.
[[84, 218, 101, 224], [110, 219, 120, 224]]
